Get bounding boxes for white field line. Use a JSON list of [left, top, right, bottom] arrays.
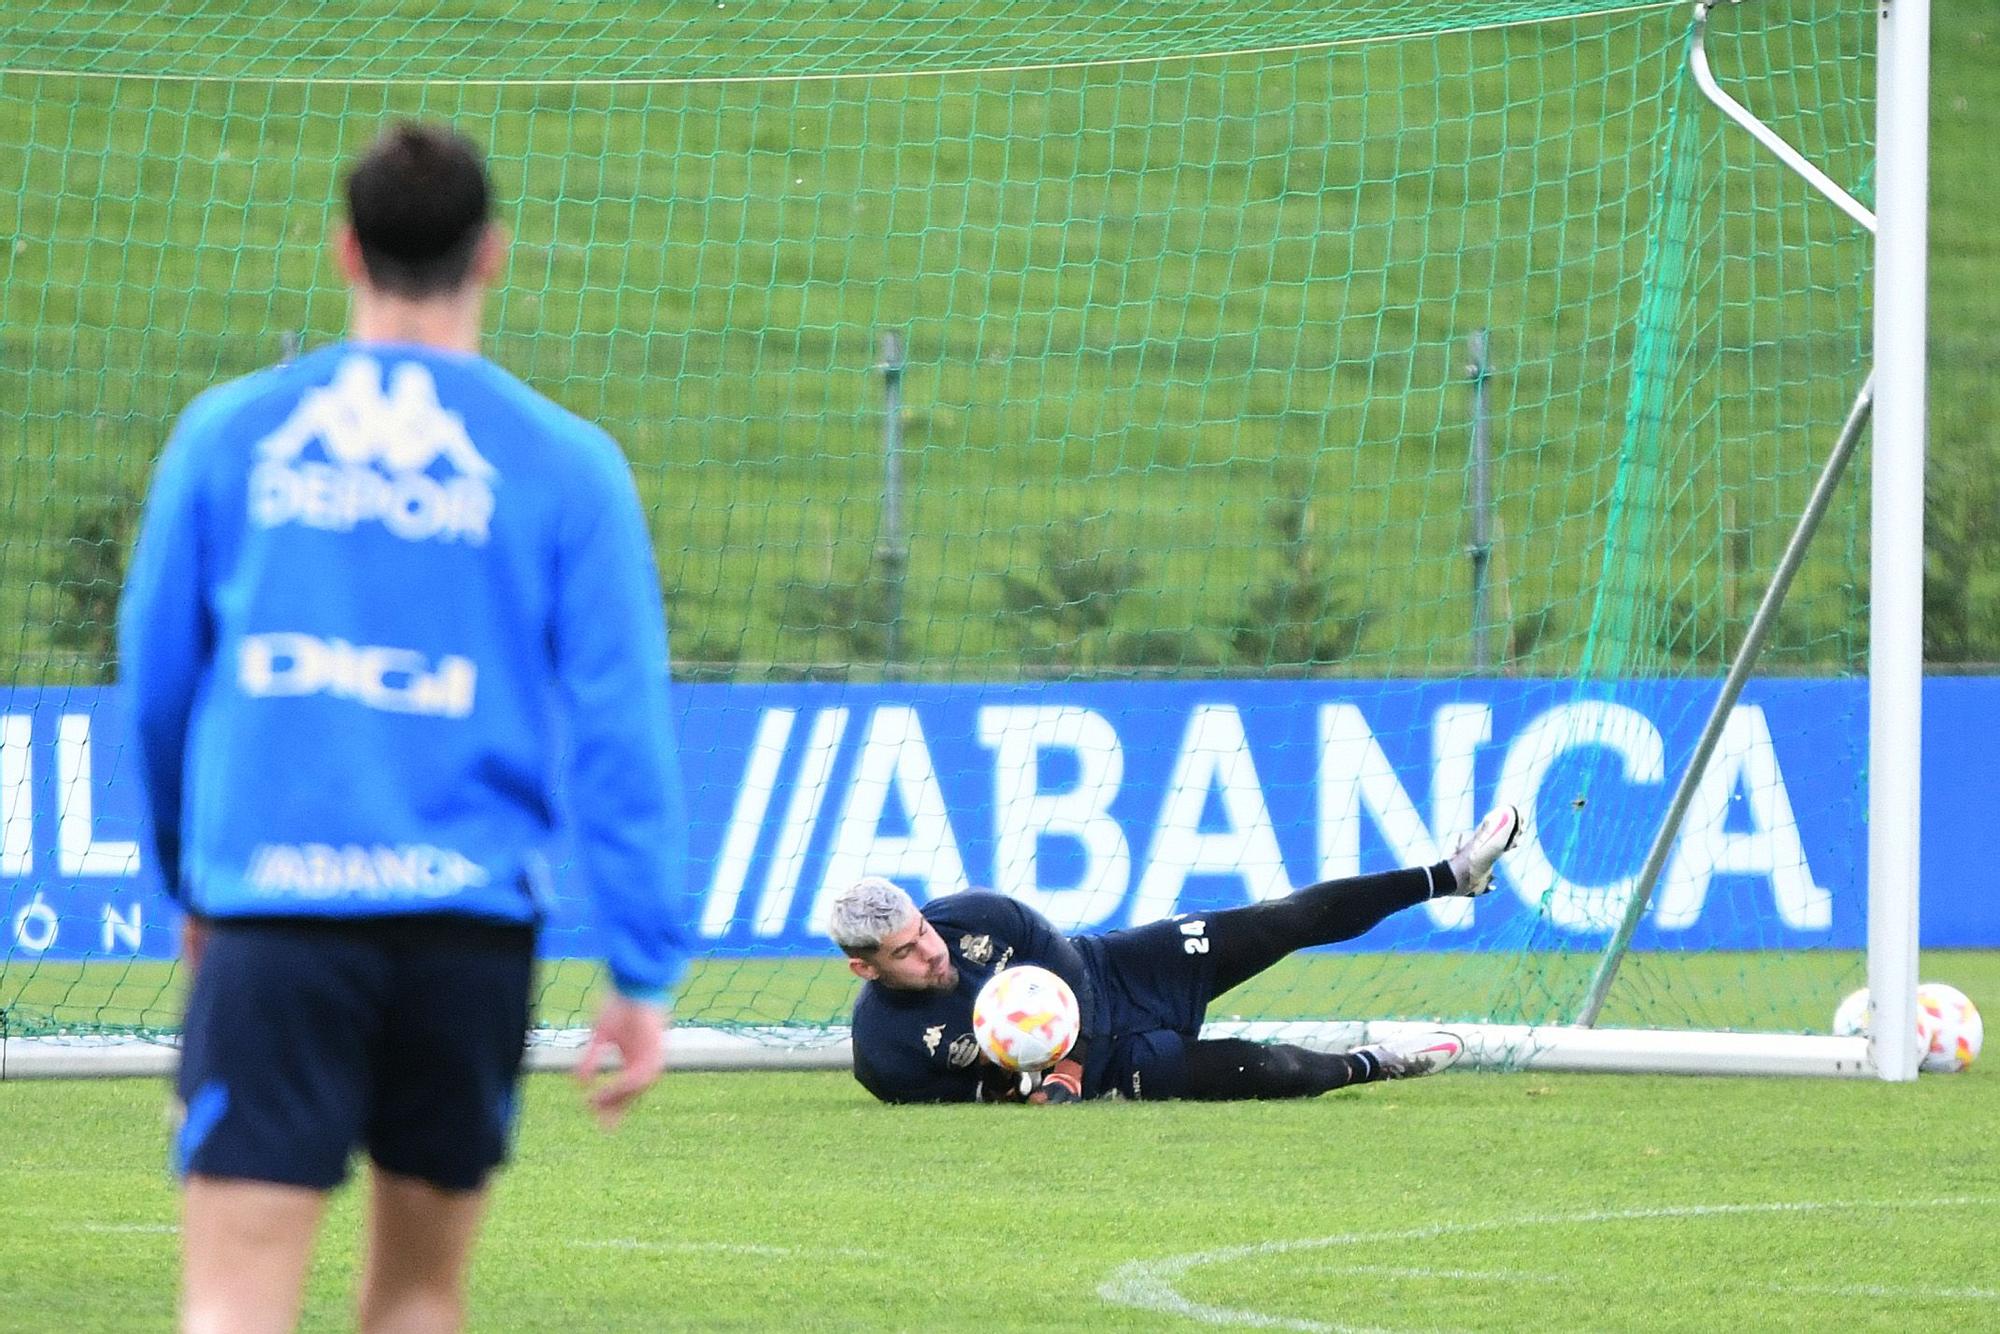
[[1098, 1197, 1999, 1334], [70, 1223, 891, 1263], [1313, 1264, 2000, 1304]]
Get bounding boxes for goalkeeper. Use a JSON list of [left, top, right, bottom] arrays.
[[829, 807, 1521, 1103]]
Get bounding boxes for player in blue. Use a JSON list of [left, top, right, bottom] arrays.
[[119, 123, 692, 1333], [830, 807, 1523, 1103]]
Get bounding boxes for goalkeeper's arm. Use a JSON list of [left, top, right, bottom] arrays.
[[1029, 1057, 1085, 1104], [992, 897, 1101, 1056], [973, 1056, 1084, 1104]]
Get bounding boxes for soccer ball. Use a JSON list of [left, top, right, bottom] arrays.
[[972, 965, 1080, 1073], [1830, 983, 1983, 1073], [1917, 983, 1983, 1073]]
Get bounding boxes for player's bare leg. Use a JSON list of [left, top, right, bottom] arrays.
[[357, 1167, 491, 1334], [180, 1175, 326, 1334]]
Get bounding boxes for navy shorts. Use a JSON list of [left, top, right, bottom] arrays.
[[1082, 914, 1219, 1100], [175, 914, 536, 1192]]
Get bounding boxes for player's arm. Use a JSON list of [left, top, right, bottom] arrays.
[[117, 408, 218, 906], [854, 1034, 996, 1105], [553, 439, 693, 1003], [870, 1066, 996, 1105], [553, 437, 695, 1123]]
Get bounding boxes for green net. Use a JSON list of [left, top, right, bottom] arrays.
[[0, 0, 1880, 1050]]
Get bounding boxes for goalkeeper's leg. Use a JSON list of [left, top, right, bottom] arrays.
[[1200, 808, 1524, 997], [1204, 865, 1447, 998], [1200, 806, 1522, 998], [1183, 1037, 1374, 1098], [1183, 1031, 1466, 1098]]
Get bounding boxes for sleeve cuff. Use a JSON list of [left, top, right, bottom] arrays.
[[610, 954, 690, 1006]]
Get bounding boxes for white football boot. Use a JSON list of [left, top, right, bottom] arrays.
[[1448, 804, 1523, 897], [1351, 1029, 1466, 1080]]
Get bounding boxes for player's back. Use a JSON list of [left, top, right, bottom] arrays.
[[130, 341, 665, 926]]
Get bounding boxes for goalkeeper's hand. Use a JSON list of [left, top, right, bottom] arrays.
[[1028, 1058, 1084, 1104]]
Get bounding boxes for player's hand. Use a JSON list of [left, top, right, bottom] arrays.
[[179, 915, 209, 974], [1028, 1057, 1084, 1105], [576, 994, 671, 1130]]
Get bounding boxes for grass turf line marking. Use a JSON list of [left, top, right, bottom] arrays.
[[572, 1239, 887, 1261], [1097, 1197, 1997, 1334], [1310, 1264, 2000, 1305]]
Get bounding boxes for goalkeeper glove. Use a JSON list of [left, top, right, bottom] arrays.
[[1031, 1058, 1085, 1104]]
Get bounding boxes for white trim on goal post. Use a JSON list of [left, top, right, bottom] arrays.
[[1865, 0, 1929, 1085], [0, 1027, 856, 1079], [0, 1021, 1878, 1080]]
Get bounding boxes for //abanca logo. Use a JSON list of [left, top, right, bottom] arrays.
[[251, 356, 496, 543]]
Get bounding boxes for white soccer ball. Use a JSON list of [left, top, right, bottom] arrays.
[[972, 965, 1080, 1073], [1830, 983, 1982, 1073], [1831, 986, 1887, 1039], [1917, 982, 1983, 1074]]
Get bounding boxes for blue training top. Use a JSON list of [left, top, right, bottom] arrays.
[[118, 342, 692, 1002]]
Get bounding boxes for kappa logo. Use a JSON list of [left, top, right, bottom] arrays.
[[946, 1035, 979, 1068], [922, 1024, 944, 1056], [959, 933, 993, 965], [251, 356, 497, 544]]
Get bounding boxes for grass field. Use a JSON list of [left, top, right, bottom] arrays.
[[4, 955, 1991, 1331], [2, 1060, 1996, 1332]]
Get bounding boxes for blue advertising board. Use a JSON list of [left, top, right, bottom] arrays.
[[2, 678, 1993, 963]]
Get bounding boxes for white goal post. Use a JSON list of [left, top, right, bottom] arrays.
[[0, 1021, 1875, 1080]]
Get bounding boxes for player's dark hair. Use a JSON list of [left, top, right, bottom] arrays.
[[344, 122, 493, 298]]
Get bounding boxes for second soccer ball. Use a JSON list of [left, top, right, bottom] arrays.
[[972, 965, 1081, 1072], [1830, 982, 1983, 1073]]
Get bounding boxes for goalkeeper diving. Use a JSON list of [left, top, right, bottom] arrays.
[[830, 806, 1523, 1103]]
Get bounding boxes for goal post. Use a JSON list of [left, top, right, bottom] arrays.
[[0, 0, 1932, 1080], [1866, 0, 1930, 1084]]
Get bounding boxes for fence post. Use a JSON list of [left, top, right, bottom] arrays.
[[1467, 329, 1494, 669], [876, 331, 908, 674]]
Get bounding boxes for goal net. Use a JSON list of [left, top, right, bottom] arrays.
[[0, 0, 1890, 1075]]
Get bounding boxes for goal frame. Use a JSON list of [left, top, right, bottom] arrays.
[[0, 0, 1928, 1083]]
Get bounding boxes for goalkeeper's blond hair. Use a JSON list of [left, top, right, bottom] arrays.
[[827, 877, 918, 955]]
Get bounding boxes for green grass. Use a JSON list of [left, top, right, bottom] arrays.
[[4, 0, 1993, 682], [1, 1060, 1995, 1331]]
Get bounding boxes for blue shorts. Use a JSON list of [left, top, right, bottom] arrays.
[[1079, 914, 1219, 1100], [175, 914, 536, 1192]]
